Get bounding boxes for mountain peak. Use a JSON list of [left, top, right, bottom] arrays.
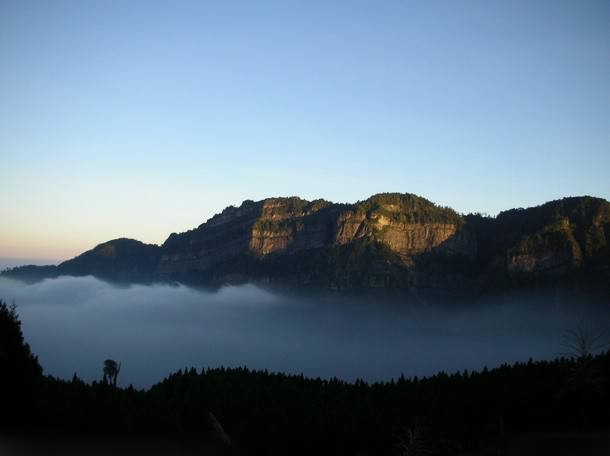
[[3, 194, 609, 298]]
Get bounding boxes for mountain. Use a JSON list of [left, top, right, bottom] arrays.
[[4, 193, 610, 299], [4, 238, 161, 284]]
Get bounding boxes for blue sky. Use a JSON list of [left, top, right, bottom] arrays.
[[1, 0, 609, 260]]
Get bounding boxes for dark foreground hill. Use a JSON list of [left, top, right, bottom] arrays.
[[2, 299, 610, 455], [4, 193, 610, 299]]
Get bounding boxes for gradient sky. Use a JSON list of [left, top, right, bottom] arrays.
[[1, 0, 609, 261]]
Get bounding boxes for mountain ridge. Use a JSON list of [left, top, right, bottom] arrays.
[[3, 193, 610, 300]]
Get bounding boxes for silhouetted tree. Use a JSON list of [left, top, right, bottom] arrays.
[[102, 359, 121, 387], [0, 299, 43, 427]]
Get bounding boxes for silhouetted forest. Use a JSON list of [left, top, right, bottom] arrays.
[[1, 299, 609, 455]]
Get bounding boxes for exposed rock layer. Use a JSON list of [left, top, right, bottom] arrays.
[[4, 193, 610, 299]]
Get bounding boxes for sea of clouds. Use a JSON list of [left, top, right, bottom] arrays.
[[0, 275, 607, 388]]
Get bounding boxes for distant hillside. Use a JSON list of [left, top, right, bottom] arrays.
[[4, 193, 610, 299], [4, 238, 161, 284]]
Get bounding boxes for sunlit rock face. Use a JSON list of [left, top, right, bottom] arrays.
[[4, 193, 610, 299], [155, 194, 480, 294], [248, 198, 332, 255], [158, 197, 335, 274], [247, 195, 473, 260]]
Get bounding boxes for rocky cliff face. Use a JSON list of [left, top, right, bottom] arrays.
[[506, 218, 583, 276], [156, 194, 478, 294], [494, 197, 608, 276], [4, 193, 609, 299], [157, 198, 335, 276]]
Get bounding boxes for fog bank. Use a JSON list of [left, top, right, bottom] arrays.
[[0, 276, 607, 388]]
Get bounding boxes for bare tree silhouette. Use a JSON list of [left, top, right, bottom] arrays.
[[560, 324, 608, 427], [561, 325, 607, 361], [394, 421, 431, 456]]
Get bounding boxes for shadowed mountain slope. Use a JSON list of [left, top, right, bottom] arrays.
[[4, 238, 161, 284], [4, 193, 609, 299]]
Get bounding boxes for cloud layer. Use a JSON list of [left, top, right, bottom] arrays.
[[0, 276, 607, 388]]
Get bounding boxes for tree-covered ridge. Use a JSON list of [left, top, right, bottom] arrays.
[[64, 238, 161, 270], [3, 194, 609, 296], [351, 192, 463, 225], [509, 219, 579, 257], [258, 196, 331, 216], [14, 350, 610, 455], [251, 197, 333, 233], [3, 292, 608, 453], [473, 196, 610, 273], [147, 351, 610, 455], [3, 238, 162, 284], [2, 298, 610, 454], [494, 196, 610, 247]]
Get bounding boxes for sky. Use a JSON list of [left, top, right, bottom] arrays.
[[1, 0, 609, 261]]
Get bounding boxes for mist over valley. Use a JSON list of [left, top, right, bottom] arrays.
[[1, 275, 606, 388], [2, 2, 610, 452]]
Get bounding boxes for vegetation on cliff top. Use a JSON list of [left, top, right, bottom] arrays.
[[352, 193, 463, 225], [2, 194, 609, 295]]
